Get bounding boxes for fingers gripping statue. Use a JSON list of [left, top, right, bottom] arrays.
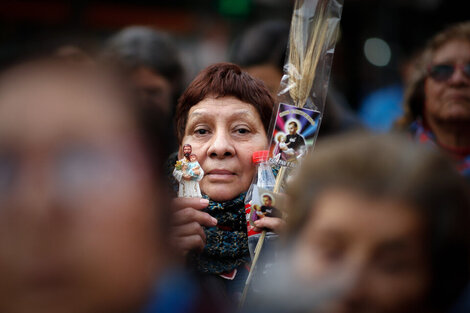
[[173, 144, 204, 198]]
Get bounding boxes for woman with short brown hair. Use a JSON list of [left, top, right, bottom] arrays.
[[170, 63, 283, 299]]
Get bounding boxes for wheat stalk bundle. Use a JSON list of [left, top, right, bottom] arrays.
[[287, 0, 329, 108], [240, 0, 338, 307]]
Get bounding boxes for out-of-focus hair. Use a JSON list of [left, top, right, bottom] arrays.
[[396, 21, 470, 129], [103, 26, 184, 101], [175, 62, 275, 144], [287, 133, 470, 311], [230, 20, 290, 71]]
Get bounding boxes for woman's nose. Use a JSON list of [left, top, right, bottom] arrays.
[[207, 129, 236, 158], [448, 65, 470, 86], [339, 262, 371, 311], [11, 160, 64, 228]]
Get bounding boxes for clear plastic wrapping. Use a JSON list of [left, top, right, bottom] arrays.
[[241, 0, 344, 304], [268, 0, 344, 168]]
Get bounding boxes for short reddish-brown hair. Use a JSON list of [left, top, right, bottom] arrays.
[[175, 62, 275, 144]]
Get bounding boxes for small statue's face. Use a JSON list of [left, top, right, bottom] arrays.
[[190, 155, 197, 162], [183, 145, 192, 156]]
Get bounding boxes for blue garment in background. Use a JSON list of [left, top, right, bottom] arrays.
[[141, 270, 199, 313], [450, 283, 470, 313], [359, 84, 404, 132]]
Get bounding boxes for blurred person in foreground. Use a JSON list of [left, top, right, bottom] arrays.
[[396, 21, 470, 179], [230, 20, 362, 137], [0, 59, 220, 313], [103, 26, 185, 152], [245, 134, 470, 313]]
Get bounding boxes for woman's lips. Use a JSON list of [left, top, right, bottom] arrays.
[[24, 262, 72, 291], [445, 92, 470, 103], [207, 169, 236, 181]]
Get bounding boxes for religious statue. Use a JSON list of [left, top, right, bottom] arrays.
[[173, 144, 204, 198]]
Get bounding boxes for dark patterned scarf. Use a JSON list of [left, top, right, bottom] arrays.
[[190, 193, 250, 275]]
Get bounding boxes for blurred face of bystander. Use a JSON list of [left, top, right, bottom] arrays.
[[292, 189, 430, 313], [131, 66, 173, 116], [245, 64, 283, 100], [0, 65, 164, 313], [424, 40, 470, 126], [181, 96, 268, 202]]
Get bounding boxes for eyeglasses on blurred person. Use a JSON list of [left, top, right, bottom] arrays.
[[427, 62, 470, 82]]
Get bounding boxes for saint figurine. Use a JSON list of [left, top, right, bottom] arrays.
[[173, 144, 204, 198]]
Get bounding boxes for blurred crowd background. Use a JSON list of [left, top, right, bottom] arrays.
[[0, 0, 468, 128], [1, 1, 469, 313]]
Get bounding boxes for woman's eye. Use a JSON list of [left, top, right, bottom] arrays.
[[319, 246, 344, 263], [235, 128, 250, 134], [195, 129, 209, 135], [377, 258, 412, 274]]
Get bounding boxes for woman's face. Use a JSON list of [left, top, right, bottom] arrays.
[[424, 40, 470, 125], [181, 96, 268, 201], [0, 68, 164, 313], [292, 189, 430, 313]]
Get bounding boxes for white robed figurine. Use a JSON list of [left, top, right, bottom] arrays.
[[173, 144, 204, 198]]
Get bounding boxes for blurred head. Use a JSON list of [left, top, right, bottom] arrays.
[[399, 22, 470, 133], [175, 63, 274, 201], [0, 60, 169, 313], [287, 133, 470, 313], [103, 26, 184, 117], [230, 20, 289, 97], [190, 154, 197, 162]]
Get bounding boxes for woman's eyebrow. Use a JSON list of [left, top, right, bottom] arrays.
[[188, 111, 205, 119], [375, 239, 416, 255], [188, 109, 253, 120], [434, 57, 470, 64], [230, 110, 252, 119]]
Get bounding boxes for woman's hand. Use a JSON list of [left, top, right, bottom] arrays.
[[253, 217, 285, 234], [171, 198, 217, 256]]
